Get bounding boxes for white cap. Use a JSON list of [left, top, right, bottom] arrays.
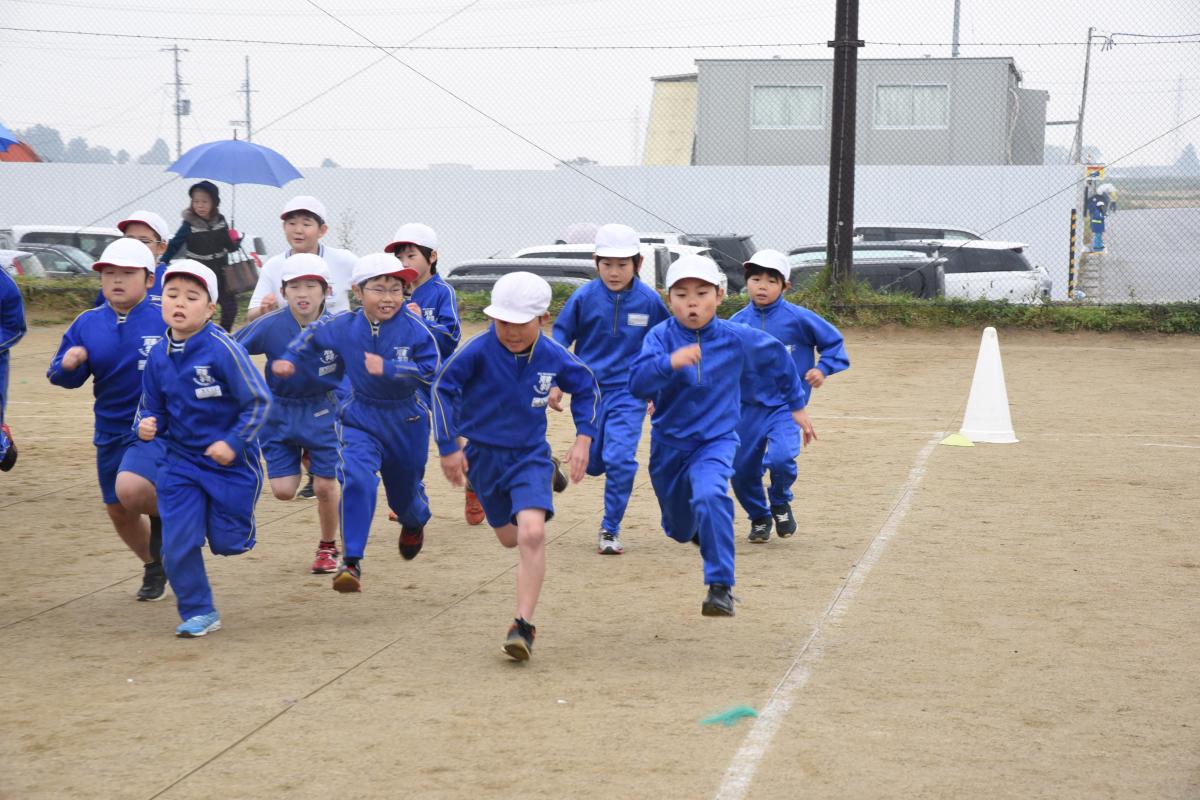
[[743, 249, 791, 281], [117, 210, 170, 243], [281, 252, 331, 286], [484, 272, 552, 324], [352, 252, 418, 286], [280, 195, 328, 224], [163, 260, 219, 303], [384, 222, 438, 253], [666, 254, 723, 289], [92, 237, 156, 273], [594, 223, 640, 258]]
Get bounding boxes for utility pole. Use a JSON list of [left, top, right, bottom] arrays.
[[951, 0, 962, 57], [826, 0, 864, 285], [1069, 27, 1096, 164], [161, 43, 189, 159], [229, 56, 256, 142]]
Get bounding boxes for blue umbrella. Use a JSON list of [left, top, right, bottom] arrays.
[[0, 121, 21, 153], [166, 138, 302, 187]]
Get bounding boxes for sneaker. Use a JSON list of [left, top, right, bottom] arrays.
[[0, 424, 16, 472], [297, 474, 316, 499], [551, 457, 568, 493], [399, 525, 424, 560], [702, 584, 737, 617], [175, 611, 221, 637], [597, 530, 624, 555], [387, 510, 398, 522], [502, 618, 536, 661], [464, 485, 485, 526], [332, 562, 362, 593], [136, 561, 167, 601], [748, 517, 772, 543], [311, 542, 338, 574], [772, 504, 797, 538]]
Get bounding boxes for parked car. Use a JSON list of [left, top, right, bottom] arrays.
[[1, 249, 31, 277], [6, 243, 97, 279], [0, 225, 122, 259], [853, 223, 983, 242], [788, 245, 945, 299], [510, 242, 712, 290], [637, 232, 757, 292], [444, 258, 596, 294]]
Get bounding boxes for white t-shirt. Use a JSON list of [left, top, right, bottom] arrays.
[[248, 243, 357, 315]]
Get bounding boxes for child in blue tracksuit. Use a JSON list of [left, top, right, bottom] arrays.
[[92, 210, 172, 308], [433, 271, 598, 661], [136, 261, 271, 637], [628, 255, 806, 617], [552, 223, 669, 555], [0, 268, 26, 472], [234, 253, 344, 575], [48, 238, 169, 601], [274, 253, 440, 593], [729, 249, 848, 542], [384, 223, 460, 359]]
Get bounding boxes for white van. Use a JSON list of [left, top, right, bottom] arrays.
[[0, 225, 123, 259]]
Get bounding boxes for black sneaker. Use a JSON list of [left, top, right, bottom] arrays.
[[748, 517, 772, 543], [702, 584, 737, 617], [297, 473, 316, 499], [136, 561, 167, 601], [399, 525, 424, 560], [551, 457, 569, 493], [772, 503, 797, 538], [503, 617, 536, 661], [0, 424, 16, 472]]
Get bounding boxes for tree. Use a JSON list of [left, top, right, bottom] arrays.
[[137, 138, 171, 165], [320, 157, 339, 168], [1176, 143, 1200, 175], [115, 149, 130, 165], [555, 156, 598, 168], [17, 124, 65, 162]]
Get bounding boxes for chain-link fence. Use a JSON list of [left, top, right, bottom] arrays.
[[2, 2, 1198, 308]]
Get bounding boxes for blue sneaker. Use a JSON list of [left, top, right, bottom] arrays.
[[175, 611, 221, 638]]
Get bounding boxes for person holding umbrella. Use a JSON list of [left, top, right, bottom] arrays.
[[164, 181, 240, 330]]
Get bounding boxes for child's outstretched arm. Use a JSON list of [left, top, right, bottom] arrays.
[[0, 275, 26, 354], [804, 313, 850, 387], [379, 309, 441, 384], [46, 322, 92, 388], [554, 347, 600, 483], [213, 337, 272, 463], [628, 327, 685, 399], [275, 312, 338, 378], [134, 346, 166, 441], [550, 291, 580, 349]]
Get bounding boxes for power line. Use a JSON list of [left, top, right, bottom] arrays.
[[299, 0, 685, 231]]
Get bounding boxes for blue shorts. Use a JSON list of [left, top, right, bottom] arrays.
[[259, 393, 340, 479], [464, 440, 555, 528], [95, 432, 164, 505]]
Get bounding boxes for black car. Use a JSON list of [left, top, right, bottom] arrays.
[[787, 243, 945, 299], [680, 234, 756, 293], [9, 243, 95, 279], [444, 258, 597, 294]]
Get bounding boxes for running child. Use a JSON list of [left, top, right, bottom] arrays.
[[729, 249, 848, 542], [551, 223, 668, 554], [92, 210, 172, 307], [136, 261, 271, 637], [273, 253, 440, 593], [48, 238, 169, 600], [628, 255, 808, 617], [233, 253, 344, 574], [0, 265, 26, 472], [246, 196, 358, 322], [433, 271, 598, 661]]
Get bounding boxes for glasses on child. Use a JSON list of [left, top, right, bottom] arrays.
[[123, 234, 161, 246], [363, 286, 408, 298]]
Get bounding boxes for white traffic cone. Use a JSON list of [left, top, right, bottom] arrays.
[[956, 327, 1018, 444]]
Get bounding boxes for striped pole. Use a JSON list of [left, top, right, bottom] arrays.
[[1068, 208, 1077, 298]]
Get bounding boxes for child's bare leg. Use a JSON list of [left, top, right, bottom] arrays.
[[116, 472, 158, 516], [514, 509, 546, 621], [269, 474, 302, 501], [106, 503, 151, 562], [314, 476, 340, 542]]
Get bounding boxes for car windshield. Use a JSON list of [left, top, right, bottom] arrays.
[[49, 245, 94, 268]]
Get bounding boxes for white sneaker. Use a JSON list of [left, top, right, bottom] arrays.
[[597, 531, 624, 555]]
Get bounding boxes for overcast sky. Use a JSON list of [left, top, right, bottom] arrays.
[[2, 0, 1197, 168]]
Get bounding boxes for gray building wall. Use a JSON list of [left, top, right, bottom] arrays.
[[693, 57, 1045, 166]]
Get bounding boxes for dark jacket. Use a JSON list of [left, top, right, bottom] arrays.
[[164, 208, 235, 268]]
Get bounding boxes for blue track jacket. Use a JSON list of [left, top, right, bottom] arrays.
[[47, 296, 166, 438], [1, 270, 27, 357], [552, 278, 670, 389], [410, 273, 461, 359], [729, 297, 849, 407], [432, 327, 599, 456], [233, 308, 343, 398], [279, 308, 440, 403], [628, 316, 805, 442], [135, 322, 271, 459]]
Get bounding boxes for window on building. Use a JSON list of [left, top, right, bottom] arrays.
[[751, 85, 823, 129], [874, 84, 949, 128]]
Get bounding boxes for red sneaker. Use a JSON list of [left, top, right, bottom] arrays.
[[464, 488, 485, 526], [0, 424, 16, 472], [311, 543, 338, 574], [399, 525, 424, 560]]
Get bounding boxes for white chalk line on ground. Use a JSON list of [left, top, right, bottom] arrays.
[[713, 432, 944, 800], [1142, 442, 1200, 449]]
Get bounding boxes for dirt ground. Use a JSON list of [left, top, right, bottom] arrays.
[[1, 322, 1197, 800]]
